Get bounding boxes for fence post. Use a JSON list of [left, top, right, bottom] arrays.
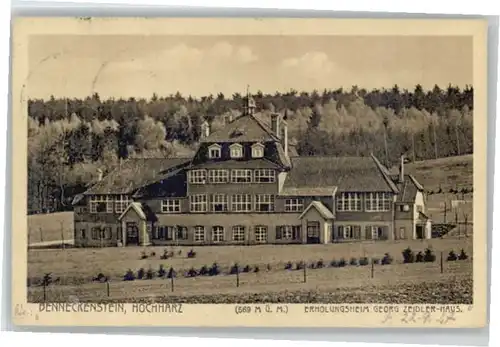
[[43, 282, 47, 302], [440, 252, 443, 274], [39, 227, 44, 243], [170, 270, 174, 292], [106, 281, 110, 297], [303, 262, 307, 283], [236, 265, 240, 288]]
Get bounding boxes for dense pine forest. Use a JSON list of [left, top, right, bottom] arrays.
[[27, 84, 473, 214]]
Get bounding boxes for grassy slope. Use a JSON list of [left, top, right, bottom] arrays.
[[27, 212, 74, 244]]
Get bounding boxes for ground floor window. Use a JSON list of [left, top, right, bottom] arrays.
[[399, 227, 405, 239], [90, 226, 112, 240], [337, 225, 361, 240], [156, 226, 174, 240], [232, 226, 246, 242], [307, 221, 320, 237], [80, 229, 86, 239], [276, 225, 301, 240], [254, 226, 268, 243], [212, 226, 225, 242], [175, 226, 188, 240], [193, 226, 205, 242], [364, 225, 386, 240]]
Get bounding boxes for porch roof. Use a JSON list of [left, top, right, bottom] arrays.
[[299, 201, 334, 220]]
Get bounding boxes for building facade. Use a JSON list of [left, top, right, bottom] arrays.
[[72, 95, 432, 247]]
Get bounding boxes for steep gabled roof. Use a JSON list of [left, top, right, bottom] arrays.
[[299, 201, 334, 220], [84, 157, 191, 195], [390, 174, 424, 202], [201, 114, 279, 143], [285, 156, 398, 193]]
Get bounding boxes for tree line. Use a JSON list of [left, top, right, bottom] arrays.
[[27, 84, 473, 214]]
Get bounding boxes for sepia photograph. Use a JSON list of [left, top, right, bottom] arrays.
[[11, 17, 488, 328]]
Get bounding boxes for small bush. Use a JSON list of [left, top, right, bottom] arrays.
[[447, 250, 458, 261], [242, 265, 251, 273], [209, 262, 220, 276], [284, 261, 293, 270], [123, 269, 135, 281], [145, 267, 155, 280], [230, 263, 240, 275], [330, 259, 338, 267], [187, 249, 197, 258], [266, 264, 272, 271], [402, 247, 415, 263], [167, 267, 176, 279], [186, 267, 198, 277], [199, 265, 210, 276], [140, 251, 148, 260], [308, 262, 316, 269], [316, 259, 324, 269], [254, 266, 260, 273], [137, 268, 145, 280], [423, 248, 436, 263], [416, 251, 424, 263], [358, 257, 369, 266], [381, 253, 393, 265], [158, 265, 166, 278], [372, 258, 380, 265], [458, 249, 469, 260], [349, 257, 358, 266], [93, 273, 108, 282], [150, 251, 156, 257], [160, 249, 169, 260], [337, 258, 347, 267], [295, 261, 305, 270]]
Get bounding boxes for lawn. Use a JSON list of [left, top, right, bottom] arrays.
[[27, 211, 74, 244]]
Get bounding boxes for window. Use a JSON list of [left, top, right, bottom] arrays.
[[229, 143, 243, 158], [337, 225, 361, 239], [231, 194, 252, 212], [337, 192, 362, 212], [208, 144, 221, 159], [399, 227, 406, 239], [211, 194, 228, 212], [255, 194, 275, 212], [212, 226, 225, 242], [115, 195, 130, 214], [156, 226, 174, 240], [89, 195, 113, 213], [189, 170, 207, 184], [161, 199, 181, 213], [91, 227, 99, 240], [285, 198, 304, 212], [193, 226, 205, 242], [231, 169, 253, 183], [208, 169, 229, 183], [190, 194, 208, 212], [254, 226, 268, 243], [251, 143, 265, 158], [365, 192, 392, 212], [307, 221, 320, 238], [232, 226, 246, 242], [175, 226, 188, 240], [276, 225, 301, 240], [254, 169, 275, 183], [80, 229, 86, 239], [365, 226, 386, 240]]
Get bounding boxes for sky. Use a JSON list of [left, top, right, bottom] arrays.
[[28, 35, 473, 99]]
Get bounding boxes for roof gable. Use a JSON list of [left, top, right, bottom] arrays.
[[201, 114, 279, 143], [299, 201, 334, 220]]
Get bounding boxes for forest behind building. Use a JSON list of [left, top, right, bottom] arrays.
[[27, 84, 473, 214]]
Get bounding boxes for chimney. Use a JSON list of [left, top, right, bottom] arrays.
[[281, 118, 288, 157], [96, 168, 103, 182], [271, 113, 280, 137], [201, 120, 210, 138], [399, 155, 405, 183]]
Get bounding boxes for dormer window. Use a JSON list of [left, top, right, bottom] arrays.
[[208, 144, 221, 159], [251, 143, 265, 158], [230, 143, 243, 159]]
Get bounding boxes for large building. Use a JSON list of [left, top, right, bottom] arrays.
[[72, 95, 432, 247]]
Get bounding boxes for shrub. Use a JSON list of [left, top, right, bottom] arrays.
[[93, 273, 107, 282], [423, 248, 436, 262], [199, 265, 210, 276], [158, 265, 166, 278], [338, 258, 347, 267], [254, 266, 260, 273], [242, 265, 252, 273], [266, 264, 272, 271], [150, 251, 156, 257], [447, 250, 458, 261], [42, 273, 53, 286], [137, 267, 145, 280], [402, 247, 415, 263], [284, 261, 293, 270], [146, 267, 155, 280], [187, 249, 197, 258], [349, 257, 358, 266], [230, 263, 240, 275], [416, 251, 424, 263], [372, 258, 380, 265], [381, 253, 393, 265], [295, 261, 305, 270], [160, 249, 169, 260], [316, 259, 324, 269], [330, 259, 338, 267], [123, 269, 135, 281], [308, 262, 316, 269], [186, 267, 198, 277], [140, 251, 148, 260], [458, 249, 469, 260], [359, 257, 369, 266], [209, 262, 220, 276], [167, 267, 176, 279]]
